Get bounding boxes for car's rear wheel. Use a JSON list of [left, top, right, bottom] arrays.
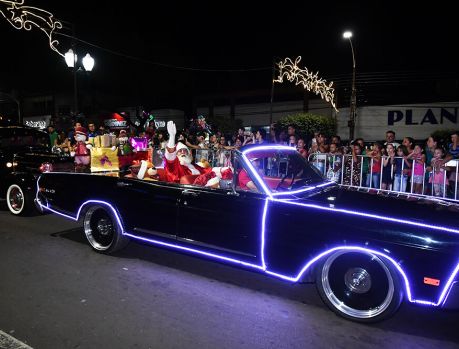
[[83, 205, 129, 253], [316, 250, 403, 322], [6, 184, 32, 215]]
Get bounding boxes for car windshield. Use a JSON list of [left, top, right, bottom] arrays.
[[243, 147, 325, 194], [0, 127, 50, 150]]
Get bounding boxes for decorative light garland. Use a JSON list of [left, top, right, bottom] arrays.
[[274, 56, 338, 112], [0, 0, 64, 57]]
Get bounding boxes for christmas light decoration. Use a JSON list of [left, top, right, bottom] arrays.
[[274, 56, 338, 112], [0, 0, 64, 57]]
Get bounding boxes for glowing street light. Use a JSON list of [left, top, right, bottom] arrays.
[[82, 53, 95, 72], [342, 30, 357, 140], [64, 49, 95, 115]]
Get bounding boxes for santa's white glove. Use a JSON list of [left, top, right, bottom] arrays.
[[137, 160, 148, 179], [111, 146, 117, 151], [70, 151, 76, 157], [167, 121, 176, 149], [86, 144, 93, 150]]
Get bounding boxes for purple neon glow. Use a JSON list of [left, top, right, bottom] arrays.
[[241, 145, 336, 197], [123, 233, 265, 270], [240, 148, 273, 196], [441, 281, 458, 307], [272, 198, 459, 235], [264, 246, 411, 299], [271, 181, 335, 196], [261, 199, 269, 270], [130, 137, 148, 151], [36, 175, 459, 308]]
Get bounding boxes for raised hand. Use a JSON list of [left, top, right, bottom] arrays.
[[167, 121, 176, 138], [166, 121, 177, 149]]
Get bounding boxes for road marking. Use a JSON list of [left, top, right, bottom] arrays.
[[0, 330, 33, 349]]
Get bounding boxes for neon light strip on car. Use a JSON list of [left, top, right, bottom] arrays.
[[271, 198, 459, 234], [241, 145, 335, 197], [35, 177, 459, 307]]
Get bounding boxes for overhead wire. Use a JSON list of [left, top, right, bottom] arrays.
[[53, 31, 272, 73]]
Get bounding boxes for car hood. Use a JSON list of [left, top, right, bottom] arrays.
[[286, 185, 459, 229]]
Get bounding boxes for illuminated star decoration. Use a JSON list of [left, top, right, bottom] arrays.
[[274, 56, 338, 112], [0, 0, 64, 57]]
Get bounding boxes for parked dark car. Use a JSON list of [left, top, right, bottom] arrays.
[[0, 123, 73, 215], [36, 144, 459, 322]]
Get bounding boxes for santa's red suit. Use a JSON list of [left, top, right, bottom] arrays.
[[165, 142, 211, 183]]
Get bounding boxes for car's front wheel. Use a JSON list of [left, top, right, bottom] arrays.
[[6, 184, 32, 215], [316, 250, 403, 322], [83, 205, 129, 253]]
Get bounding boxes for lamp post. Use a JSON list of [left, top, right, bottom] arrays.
[[343, 31, 356, 140], [64, 48, 95, 116]]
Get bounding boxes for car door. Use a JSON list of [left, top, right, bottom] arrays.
[[176, 180, 266, 263], [115, 178, 183, 241]]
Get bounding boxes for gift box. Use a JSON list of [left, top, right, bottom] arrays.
[[130, 137, 148, 151], [110, 134, 117, 147], [90, 147, 119, 172], [101, 134, 110, 147], [94, 135, 101, 148]]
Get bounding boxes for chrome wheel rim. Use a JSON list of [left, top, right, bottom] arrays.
[[344, 267, 372, 294], [84, 206, 115, 250], [7, 185, 24, 213], [321, 251, 394, 319]]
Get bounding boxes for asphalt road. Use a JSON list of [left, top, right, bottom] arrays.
[[0, 204, 458, 349]]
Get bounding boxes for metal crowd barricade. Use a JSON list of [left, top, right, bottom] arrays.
[[308, 153, 459, 202], [149, 147, 459, 201]]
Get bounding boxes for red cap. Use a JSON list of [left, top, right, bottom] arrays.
[[75, 126, 87, 136]]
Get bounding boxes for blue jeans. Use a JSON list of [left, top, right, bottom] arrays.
[[366, 173, 380, 189], [393, 174, 408, 192]]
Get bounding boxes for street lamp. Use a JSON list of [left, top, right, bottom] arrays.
[[64, 48, 95, 116], [343, 30, 356, 140]]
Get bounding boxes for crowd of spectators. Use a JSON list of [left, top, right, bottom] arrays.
[[45, 119, 459, 199], [308, 130, 459, 199]]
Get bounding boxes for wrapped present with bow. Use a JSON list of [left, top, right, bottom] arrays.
[[90, 147, 119, 172]]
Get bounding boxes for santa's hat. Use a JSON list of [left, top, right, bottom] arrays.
[[75, 126, 87, 136], [176, 142, 189, 153]]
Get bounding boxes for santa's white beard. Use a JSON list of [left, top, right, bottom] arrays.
[[178, 154, 192, 165]]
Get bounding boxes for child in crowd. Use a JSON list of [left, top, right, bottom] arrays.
[[407, 144, 426, 194], [393, 145, 411, 192], [429, 147, 448, 197], [381, 144, 395, 190], [367, 143, 382, 189]]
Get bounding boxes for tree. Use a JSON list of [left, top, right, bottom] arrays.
[[274, 112, 336, 140]]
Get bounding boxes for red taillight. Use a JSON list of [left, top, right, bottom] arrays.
[[39, 162, 53, 173]]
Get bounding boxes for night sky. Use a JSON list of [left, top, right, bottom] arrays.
[[1, 1, 458, 111]]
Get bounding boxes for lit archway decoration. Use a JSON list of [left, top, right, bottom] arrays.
[[274, 56, 338, 112], [0, 0, 64, 57]]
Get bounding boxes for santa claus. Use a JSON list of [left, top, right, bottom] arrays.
[[164, 121, 212, 183]]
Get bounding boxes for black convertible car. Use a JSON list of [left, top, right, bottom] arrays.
[[36, 144, 459, 322]]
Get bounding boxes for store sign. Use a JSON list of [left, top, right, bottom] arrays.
[[154, 120, 166, 129], [105, 113, 127, 130], [388, 108, 457, 126], [23, 115, 51, 130], [337, 102, 459, 140]]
